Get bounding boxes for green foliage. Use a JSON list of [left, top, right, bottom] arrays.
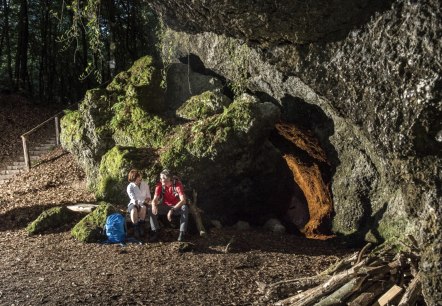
[[26, 206, 79, 235], [71, 202, 118, 242], [59, 0, 104, 83], [156, 20, 176, 89]]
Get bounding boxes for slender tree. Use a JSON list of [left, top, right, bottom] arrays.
[[14, 0, 29, 92]]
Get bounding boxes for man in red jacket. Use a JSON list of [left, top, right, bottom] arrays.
[[148, 169, 189, 242]]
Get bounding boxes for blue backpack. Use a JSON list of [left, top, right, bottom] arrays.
[[104, 213, 126, 243]]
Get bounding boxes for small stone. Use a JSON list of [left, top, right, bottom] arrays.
[[211, 220, 222, 229], [234, 221, 250, 231]]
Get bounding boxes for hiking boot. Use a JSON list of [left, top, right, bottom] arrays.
[[149, 230, 159, 242], [177, 231, 185, 242]]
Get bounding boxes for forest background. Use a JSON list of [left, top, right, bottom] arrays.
[[0, 0, 159, 104]]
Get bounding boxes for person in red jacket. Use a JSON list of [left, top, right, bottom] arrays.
[[148, 169, 189, 242]]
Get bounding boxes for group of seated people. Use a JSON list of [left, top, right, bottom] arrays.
[[126, 169, 189, 242]]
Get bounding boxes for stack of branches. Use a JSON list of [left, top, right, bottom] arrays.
[[257, 236, 424, 306]]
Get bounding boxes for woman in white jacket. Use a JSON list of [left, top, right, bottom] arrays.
[[126, 169, 151, 238]]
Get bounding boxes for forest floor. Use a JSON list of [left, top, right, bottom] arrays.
[[0, 95, 355, 305]]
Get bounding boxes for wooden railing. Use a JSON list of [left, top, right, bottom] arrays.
[[20, 102, 78, 171]]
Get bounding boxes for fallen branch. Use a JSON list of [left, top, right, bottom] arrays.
[[224, 237, 235, 253], [189, 189, 206, 236], [275, 259, 368, 306], [319, 252, 358, 276], [357, 243, 372, 264], [256, 274, 330, 299]]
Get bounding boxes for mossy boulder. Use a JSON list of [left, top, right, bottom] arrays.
[[71, 202, 119, 242], [26, 206, 80, 235], [186, 93, 279, 159], [107, 56, 165, 113], [176, 90, 231, 120], [158, 94, 281, 219], [96, 146, 160, 203], [60, 56, 167, 191]]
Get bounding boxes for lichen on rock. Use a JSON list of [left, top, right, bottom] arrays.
[[71, 202, 119, 243]]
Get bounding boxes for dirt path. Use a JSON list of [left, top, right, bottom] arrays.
[[0, 149, 354, 305]]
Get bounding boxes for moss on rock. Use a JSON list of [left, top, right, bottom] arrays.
[[60, 110, 83, 153], [107, 56, 156, 91], [71, 202, 118, 242], [111, 93, 168, 148], [96, 146, 160, 203], [176, 90, 231, 120], [107, 56, 165, 113], [187, 94, 275, 159], [26, 206, 79, 235], [158, 94, 279, 185]]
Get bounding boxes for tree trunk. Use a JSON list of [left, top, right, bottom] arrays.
[[3, 0, 13, 86], [14, 0, 30, 92]]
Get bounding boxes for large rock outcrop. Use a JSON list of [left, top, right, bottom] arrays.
[[148, 0, 441, 303], [61, 55, 287, 223]]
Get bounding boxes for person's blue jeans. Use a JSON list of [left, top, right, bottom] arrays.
[[148, 204, 189, 232]]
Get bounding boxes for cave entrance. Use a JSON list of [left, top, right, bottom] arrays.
[[270, 122, 334, 239]]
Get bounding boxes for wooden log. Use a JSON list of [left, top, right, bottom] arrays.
[[347, 280, 393, 306], [320, 252, 358, 276], [189, 189, 206, 236], [372, 284, 403, 306], [256, 274, 331, 299], [275, 259, 368, 306], [397, 273, 421, 306], [313, 276, 366, 306]]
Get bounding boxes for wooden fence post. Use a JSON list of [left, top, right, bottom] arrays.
[[54, 116, 60, 145], [21, 135, 31, 171]]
